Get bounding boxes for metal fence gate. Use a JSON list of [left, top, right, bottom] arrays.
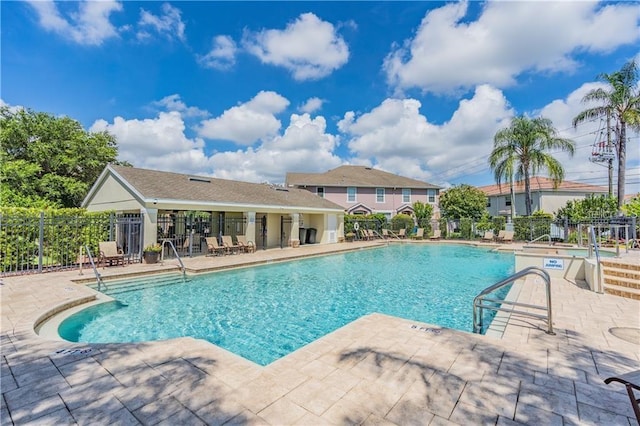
[[0, 212, 144, 276]]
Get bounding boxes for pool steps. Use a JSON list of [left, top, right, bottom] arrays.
[[88, 272, 186, 296], [601, 260, 640, 300]]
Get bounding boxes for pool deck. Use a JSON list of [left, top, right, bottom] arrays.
[[2, 241, 639, 425]]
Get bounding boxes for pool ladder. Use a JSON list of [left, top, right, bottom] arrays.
[[473, 266, 554, 335]]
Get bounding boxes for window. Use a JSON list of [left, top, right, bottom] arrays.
[[347, 187, 357, 202], [487, 198, 491, 207], [316, 187, 325, 198], [402, 188, 411, 203], [428, 189, 436, 203], [505, 196, 511, 206], [376, 188, 385, 203]]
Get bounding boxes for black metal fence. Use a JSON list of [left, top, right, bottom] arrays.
[[1, 211, 143, 276]]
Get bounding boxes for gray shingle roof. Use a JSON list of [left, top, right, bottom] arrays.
[[108, 165, 344, 210], [285, 165, 440, 189]]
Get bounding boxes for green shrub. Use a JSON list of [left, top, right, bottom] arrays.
[[391, 214, 414, 232], [460, 218, 473, 240]]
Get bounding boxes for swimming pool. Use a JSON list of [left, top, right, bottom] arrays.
[[59, 244, 514, 365]]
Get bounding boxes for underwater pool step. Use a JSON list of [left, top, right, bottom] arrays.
[[89, 273, 187, 294]]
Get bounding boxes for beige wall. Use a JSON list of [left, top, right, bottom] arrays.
[[515, 251, 585, 281], [84, 174, 143, 212]]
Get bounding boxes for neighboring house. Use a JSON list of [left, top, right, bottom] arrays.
[[83, 165, 346, 251], [285, 165, 442, 220], [478, 177, 609, 218]]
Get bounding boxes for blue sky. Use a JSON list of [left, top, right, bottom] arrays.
[[2, 1, 639, 194]]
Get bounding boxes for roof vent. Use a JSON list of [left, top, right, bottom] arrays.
[[189, 177, 211, 183], [365, 167, 372, 170], [275, 187, 289, 192]]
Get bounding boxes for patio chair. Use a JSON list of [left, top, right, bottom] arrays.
[[236, 235, 255, 253], [604, 370, 640, 424], [430, 230, 441, 240], [398, 229, 407, 239], [205, 237, 226, 256], [500, 230, 514, 243], [98, 241, 125, 268], [481, 231, 494, 242], [222, 235, 241, 254], [382, 229, 397, 239], [496, 230, 506, 242], [411, 228, 424, 240]]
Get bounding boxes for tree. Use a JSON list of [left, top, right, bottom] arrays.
[[439, 184, 487, 220], [1, 107, 123, 208], [554, 195, 618, 221], [490, 116, 575, 216], [412, 201, 434, 225], [573, 60, 640, 209]]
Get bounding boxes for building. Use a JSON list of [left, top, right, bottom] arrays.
[[478, 177, 609, 217], [285, 165, 441, 220], [82, 165, 346, 252]]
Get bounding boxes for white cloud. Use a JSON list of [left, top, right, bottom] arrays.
[[384, 1, 640, 94], [25, 0, 122, 46], [152, 94, 209, 118], [299, 97, 324, 114], [137, 2, 186, 42], [197, 91, 290, 145], [197, 35, 238, 70], [209, 113, 342, 183], [90, 111, 209, 174], [242, 13, 349, 81], [339, 85, 514, 183]]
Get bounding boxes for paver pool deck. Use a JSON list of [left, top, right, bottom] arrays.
[[1, 241, 639, 425]]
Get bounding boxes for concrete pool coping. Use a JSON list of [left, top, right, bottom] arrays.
[[2, 241, 640, 425]]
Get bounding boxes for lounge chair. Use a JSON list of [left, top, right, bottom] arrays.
[[398, 229, 407, 239], [411, 228, 424, 240], [481, 231, 494, 242], [205, 237, 226, 256], [496, 230, 506, 242], [605, 370, 640, 423], [98, 241, 125, 267], [236, 235, 255, 253], [222, 235, 241, 254], [500, 231, 514, 243], [382, 229, 398, 239], [430, 230, 441, 240]]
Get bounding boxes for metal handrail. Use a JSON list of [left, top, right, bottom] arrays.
[[161, 239, 186, 279], [588, 226, 603, 293], [84, 245, 106, 292], [473, 266, 554, 335], [528, 234, 552, 245]]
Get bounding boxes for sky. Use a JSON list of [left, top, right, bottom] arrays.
[[2, 0, 639, 196]]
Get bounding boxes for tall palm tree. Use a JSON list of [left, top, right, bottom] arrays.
[[573, 59, 640, 209], [490, 116, 576, 216]]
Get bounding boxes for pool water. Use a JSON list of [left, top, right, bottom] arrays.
[[60, 245, 514, 365]]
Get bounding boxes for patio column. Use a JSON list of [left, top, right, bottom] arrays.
[[142, 207, 158, 248], [291, 213, 300, 246], [245, 211, 256, 244]]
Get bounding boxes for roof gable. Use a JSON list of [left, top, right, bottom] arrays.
[[286, 165, 440, 189]]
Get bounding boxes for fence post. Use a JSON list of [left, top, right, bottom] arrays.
[[563, 217, 569, 243], [109, 212, 115, 241], [38, 211, 44, 273]]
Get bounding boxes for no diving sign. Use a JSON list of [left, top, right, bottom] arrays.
[[543, 258, 564, 270]]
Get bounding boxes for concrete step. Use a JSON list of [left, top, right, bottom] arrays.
[[90, 272, 186, 295], [601, 266, 640, 281], [604, 283, 640, 300], [600, 260, 640, 273], [603, 276, 640, 290]]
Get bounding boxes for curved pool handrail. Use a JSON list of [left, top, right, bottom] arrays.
[[473, 266, 553, 335]]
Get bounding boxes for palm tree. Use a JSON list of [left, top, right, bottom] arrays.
[[573, 60, 640, 209], [490, 116, 576, 216]]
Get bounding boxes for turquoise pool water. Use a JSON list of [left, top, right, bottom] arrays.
[[60, 245, 514, 365]]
